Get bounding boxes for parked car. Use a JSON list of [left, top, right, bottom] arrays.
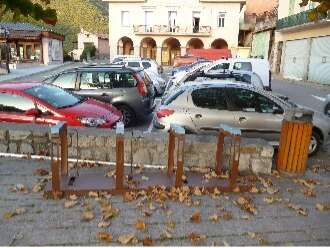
[[145, 70, 166, 96], [44, 65, 155, 127], [204, 58, 272, 91], [171, 59, 211, 76], [0, 82, 122, 128], [173, 55, 199, 68], [324, 94, 330, 117], [115, 58, 163, 75], [154, 80, 330, 156], [112, 55, 141, 64]]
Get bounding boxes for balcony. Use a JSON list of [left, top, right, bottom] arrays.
[[276, 10, 330, 31], [133, 25, 212, 36]]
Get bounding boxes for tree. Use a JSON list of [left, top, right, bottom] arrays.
[[0, 0, 57, 25], [299, 0, 330, 20]]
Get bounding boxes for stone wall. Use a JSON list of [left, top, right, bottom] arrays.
[[0, 123, 274, 175]]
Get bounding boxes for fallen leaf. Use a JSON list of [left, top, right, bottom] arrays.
[[166, 220, 176, 229], [98, 221, 111, 228], [190, 212, 201, 223], [3, 212, 15, 220], [34, 168, 49, 176], [223, 240, 230, 246], [303, 188, 316, 197], [248, 232, 257, 239], [123, 192, 135, 202], [236, 197, 258, 215], [81, 211, 94, 221], [249, 186, 259, 194], [193, 200, 201, 206], [15, 208, 26, 215], [118, 234, 135, 245], [69, 194, 78, 201], [208, 214, 219, 222], [160, 229, 172, 240], [193, 187, 202, 196], [316, 203, 330, 212], [64, 200, 77, 209], [142, 236, 154, 246], [222, 211, 233, 221], [188, 232, 206, 244], [287, 203, 308, 216], [88, 191, 98, 198], [96, 232, 113, 242], [135, 219, 146, 231], [32, 183, 43, 193], [241, 215, 250, 220], [141, 176, 149, 181], [105, 170, 116, 178]]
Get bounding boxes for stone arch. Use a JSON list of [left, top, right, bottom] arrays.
[[117, 36, 134, 55], [186, 38, 204, 53], [161, 37, 181, 66], [211, 38, 228, 49], [140, 37, 157, 60]]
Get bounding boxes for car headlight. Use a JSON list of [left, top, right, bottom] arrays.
[[79, 117, 107, 127]]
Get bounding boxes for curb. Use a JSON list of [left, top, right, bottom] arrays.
[[0, 62, 75, 82]]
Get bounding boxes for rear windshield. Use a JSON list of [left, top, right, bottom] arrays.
[[127, 62, 141, 68], [138, 71, 152, 86]]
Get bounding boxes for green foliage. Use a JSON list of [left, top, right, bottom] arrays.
[[0, 0, 57, 25], [299, 0, 330, 20], [1, 0, 108, 54], [80, 44, 96, 61]]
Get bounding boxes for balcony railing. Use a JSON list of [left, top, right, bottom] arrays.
[[276, 10, 330, 30], [133, 25, 211, 36]]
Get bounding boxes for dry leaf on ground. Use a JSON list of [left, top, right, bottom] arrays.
[[32, 183, 43, 193], [69, 194, 78, 201], [160, 229, 173, 240], [193, 187, 202, 196], [33, 168, 49, 176], [235, 196, 258, 215], [135, 219, 146, 230], [303, 188, 316, 197], [96, 232, 113, 242], [64, 200, 77, 209], [15, 208, 26, 215], [142, 236, 154, 246], [316, 203, 330, 211], [98, 221, 111, 228], [81, 211, 94, 221], [88, 191, 99, 198], [190, 212, 201, 223], [118, 234, 136, 245], [188, 232, 206, 244], [208, 214, 219, 222], [287, 203, 308, 216]]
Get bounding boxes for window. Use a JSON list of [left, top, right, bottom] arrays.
[[192, 88, 227, 110], [121, 11, 130, 27], [227, 88, 283, 113], [192, 11, 201, 33], [127, 62, 141, 68], [233, 62, 252, 71], [162, 89, 185, 105], [218, 12, 226, 27], [25, 84, 82, 109], [52, 72, 77, 89], [210, 63, 230, 71], [145, 11, 154, 31], [80, 72, 97, 89], [142, 61, 151, 69], [110, 72, 137, 88], [0, 93, 35, 113]]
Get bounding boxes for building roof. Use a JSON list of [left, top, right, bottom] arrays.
[[0, 22, 47, 32]]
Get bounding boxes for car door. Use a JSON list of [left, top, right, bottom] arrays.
[[187, 87, 237, 132], [226, 87, 283, 141], [51, 72, 77, 91], [0, 92, 38, 124]]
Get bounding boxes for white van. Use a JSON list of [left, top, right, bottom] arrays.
[[204, 58, 272, 90]]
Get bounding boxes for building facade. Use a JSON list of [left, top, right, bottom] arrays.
[[274, 0, 330, 85], [71, 29, 110, 61], [104, 0, 245, 65], [0, 23, 64, 65]]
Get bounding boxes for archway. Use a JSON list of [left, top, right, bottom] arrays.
[[140, 37, 157, 60], [117, 37, 134, 55], [186, 38, 204, 53], [161, 37, 181, 66], [211, 38, 228, 49]]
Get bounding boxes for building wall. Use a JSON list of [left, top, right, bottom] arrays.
[[106, 0, 244, 63], [42, 37, 64, 65], [246, 0, 278, 15], [98, 39, 110, 57]]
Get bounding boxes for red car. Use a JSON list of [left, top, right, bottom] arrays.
[[0, 82, 122, 128]]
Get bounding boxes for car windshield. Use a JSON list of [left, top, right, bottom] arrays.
[[25, 84, 83, 109]]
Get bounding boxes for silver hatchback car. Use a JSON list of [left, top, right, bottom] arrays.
[[153, 80, 330, 156]]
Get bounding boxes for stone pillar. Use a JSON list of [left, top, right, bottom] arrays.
[[156, 46, 162, 65], [304, 38, 312, 81], [134, 46, 140, 57], [181, 47, 186, 56]]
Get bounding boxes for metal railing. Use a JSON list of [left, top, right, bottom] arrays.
[[276, 10, 330, 30], [133, 25, 211, 35]]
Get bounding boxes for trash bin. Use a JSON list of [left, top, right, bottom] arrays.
[[277, 108, 314, 175]]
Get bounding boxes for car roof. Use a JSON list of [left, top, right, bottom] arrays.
[[0, 82, 41, 91], [181, 79, 252, 90], [61, 65, 143, 73]]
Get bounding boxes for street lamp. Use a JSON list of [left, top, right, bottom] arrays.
[[0, 26, 10, 73]]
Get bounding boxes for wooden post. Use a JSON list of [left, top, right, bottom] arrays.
[[229, 135, 241, 188], [175, 134, 185, 187], [116, 122, 125, 191], [60, 124, 68, 176], [215, 131, 225, 175], [167, 130, 175, 176]]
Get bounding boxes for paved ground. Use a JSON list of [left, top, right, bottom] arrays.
[[0, 158, 329, 246]]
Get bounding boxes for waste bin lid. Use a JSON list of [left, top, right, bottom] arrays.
[[284, 108, 314, 122]]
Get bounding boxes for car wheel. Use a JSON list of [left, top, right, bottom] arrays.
[[308, 131, 321, 156], [117, 105, 135, 127]]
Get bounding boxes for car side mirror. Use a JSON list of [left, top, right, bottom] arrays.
[[25, 108, 42, 117], [272, 107, 283, 115]]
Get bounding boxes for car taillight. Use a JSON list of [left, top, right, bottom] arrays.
[[135, 74, 148, 97], [156, 109, 174, 119]]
